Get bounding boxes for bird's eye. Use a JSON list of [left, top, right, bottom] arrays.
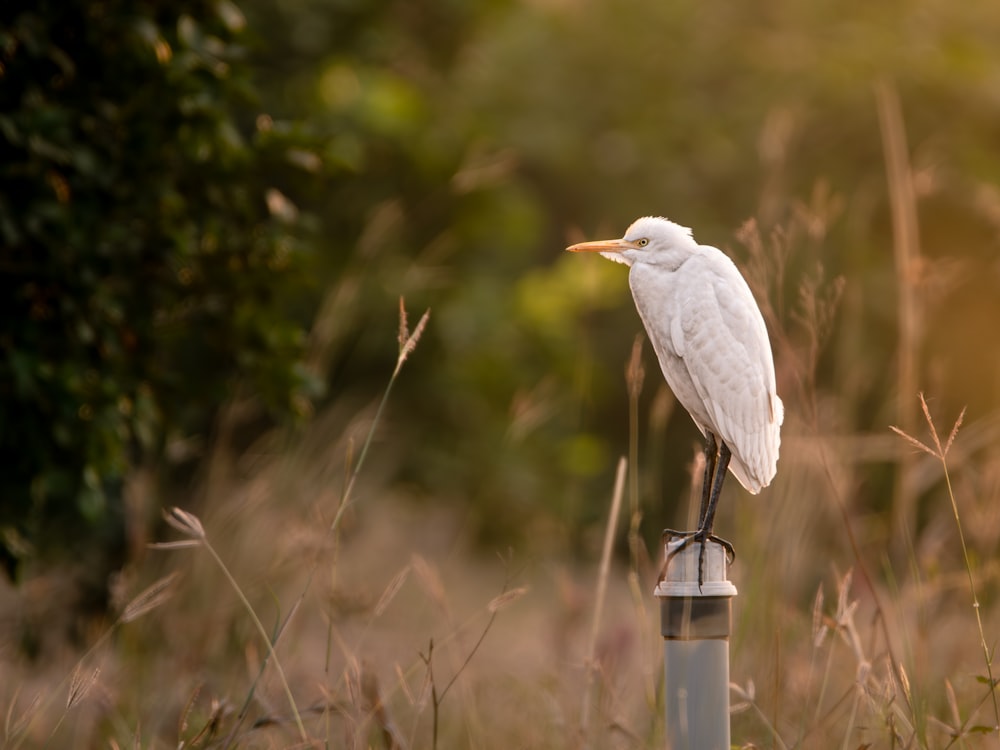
[[636, 238, 649, 247]]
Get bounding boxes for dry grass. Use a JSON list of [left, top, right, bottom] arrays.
[[5, 401, 999, 749]]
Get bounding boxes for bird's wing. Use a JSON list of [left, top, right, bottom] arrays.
[[670, 250, 781, 491], [629, 263, 712, 435]]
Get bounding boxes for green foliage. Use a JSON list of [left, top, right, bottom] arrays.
[[0, 0, 312, 577]]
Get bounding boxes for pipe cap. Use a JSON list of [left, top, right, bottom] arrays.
[[654, 535, 738, 598]]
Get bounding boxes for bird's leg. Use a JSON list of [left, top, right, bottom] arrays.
[[662, 432, 718, 542], [696, 431, 718, 529], [664, 440, 735, 588], [692, 441, 734, 585], [699, 440, 730, 538], [660, 434, 716, 582]]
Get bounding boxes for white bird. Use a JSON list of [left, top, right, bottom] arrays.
[[567, 216, 783, 571]]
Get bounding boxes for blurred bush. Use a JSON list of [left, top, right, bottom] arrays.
[[0, 0, 316, 587]]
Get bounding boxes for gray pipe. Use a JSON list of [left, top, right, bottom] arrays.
[[655, 535, 737, 750]]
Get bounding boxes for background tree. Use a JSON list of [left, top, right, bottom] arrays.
[[0, 0, 312, 607]]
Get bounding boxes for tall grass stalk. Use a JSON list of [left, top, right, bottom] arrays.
[[625, 335, 644, 566], [579, 456, 627, 743], [875, 78, 922, 557], [153, 507, 309, 742], [149, 300, 430, 747], [731, 679, 789, 750], [891, 393, 1000, 741], [624, 335, 658, 711], [217, 299, 430, 745], [326, 300, 430, 540], [801, 585, 831, 735]]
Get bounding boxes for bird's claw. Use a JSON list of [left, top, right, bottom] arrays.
[[662, 529, 735, 562], [660, 528, 736, 589]]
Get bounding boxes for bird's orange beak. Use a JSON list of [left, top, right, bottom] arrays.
[[565, 238, 637, 253]]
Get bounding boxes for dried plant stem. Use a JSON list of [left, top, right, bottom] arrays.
[[841, 685, 863, 750], [217, 304, 429, 749], [327, 304, 429, 540], [875, 78, 923, 557], [892, 394, 998, 742], [624, 336, 657, 709], [152, 509, 305, 746], [327, 368, 399, 536], [732, 682, 791, 750], [814, 636, 836, 726], [812, 436, 910, 719], [938, 439, 999, 739], [201, 539, 308, 741], [751, 702, 790, 750], [580, 456, 628, 742], [625, 335, 644, 567], [420, 568, 517, 750]]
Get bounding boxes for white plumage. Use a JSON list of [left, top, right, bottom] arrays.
[[567, 216, 782, 542]]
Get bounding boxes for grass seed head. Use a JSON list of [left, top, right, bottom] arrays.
[[121, 572, 180, 624], [67, 666, 100, 709], [164, 507, 206, 540], [488, 586, 528, 613]]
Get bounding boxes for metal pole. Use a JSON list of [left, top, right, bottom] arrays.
[[655, 534, 737, 750]]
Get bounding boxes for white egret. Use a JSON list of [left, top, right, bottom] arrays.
[[567, 216, 783, 578]]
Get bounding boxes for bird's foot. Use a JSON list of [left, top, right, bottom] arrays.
[[662, 528, 735, 562], [661, 529, 735, 589]]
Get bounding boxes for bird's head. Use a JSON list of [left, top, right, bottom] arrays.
[[566, 216, 697, 268]]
